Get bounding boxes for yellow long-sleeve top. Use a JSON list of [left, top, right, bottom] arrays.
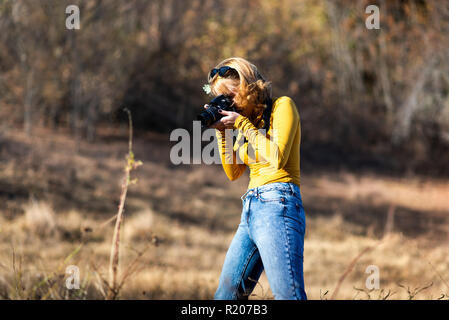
[[216, 96, 301, 190]]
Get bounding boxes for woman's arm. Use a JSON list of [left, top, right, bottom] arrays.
[[233, 96, 299, 170], [215, 129, 246, 181]]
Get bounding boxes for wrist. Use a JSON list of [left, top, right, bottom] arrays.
[[233, 114, 246, 129], [215, 127, 226, 135]]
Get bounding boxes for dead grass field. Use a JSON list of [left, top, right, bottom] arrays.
[[1, 126, 449, 299]]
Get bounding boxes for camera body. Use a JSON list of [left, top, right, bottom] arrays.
[[197, 95, 235, 127]]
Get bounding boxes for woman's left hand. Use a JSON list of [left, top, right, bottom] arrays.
[[218, 110, 241, 129]]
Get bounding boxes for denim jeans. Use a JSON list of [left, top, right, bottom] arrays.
[[214, 182, 307, 300]]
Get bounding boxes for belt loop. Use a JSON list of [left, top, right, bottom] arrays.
[[289, 183, 295, 195], [241, 189, 250, 201]]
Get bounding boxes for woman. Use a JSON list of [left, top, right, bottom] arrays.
[[206, 57, 307, 300]]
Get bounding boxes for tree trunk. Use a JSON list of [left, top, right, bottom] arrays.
[[23, 68, 34, 136]]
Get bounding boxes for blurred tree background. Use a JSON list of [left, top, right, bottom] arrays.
[[1, 0, 448, 175]]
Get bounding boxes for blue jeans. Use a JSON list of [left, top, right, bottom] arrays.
[[214, 182, 307, 300]]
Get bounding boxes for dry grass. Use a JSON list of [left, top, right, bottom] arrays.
[[1, 125, 449, 299]]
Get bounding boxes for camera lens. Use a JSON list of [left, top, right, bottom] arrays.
[[197, 95, 232, 127], [197, 107, 219, 127], [197, 113, 210, 127]]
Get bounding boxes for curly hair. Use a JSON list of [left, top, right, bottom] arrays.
[[208, 57, 272, 127]]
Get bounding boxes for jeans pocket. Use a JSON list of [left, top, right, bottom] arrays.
[[258, 189, 286, 203]]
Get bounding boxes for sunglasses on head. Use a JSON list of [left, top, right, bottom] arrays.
[[208, 66, 238, 80]]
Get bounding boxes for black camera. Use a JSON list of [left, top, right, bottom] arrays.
[[197, 95, 235, 127]]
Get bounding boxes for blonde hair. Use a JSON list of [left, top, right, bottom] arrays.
[[208, 57, 272, 127]]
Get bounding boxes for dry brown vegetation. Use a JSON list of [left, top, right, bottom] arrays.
[[1, 0, 449, 174], [1, 126, 449, 300]]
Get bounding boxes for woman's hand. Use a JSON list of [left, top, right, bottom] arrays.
[[217, 110, 240, 129], [203, 104, 240, 130]]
